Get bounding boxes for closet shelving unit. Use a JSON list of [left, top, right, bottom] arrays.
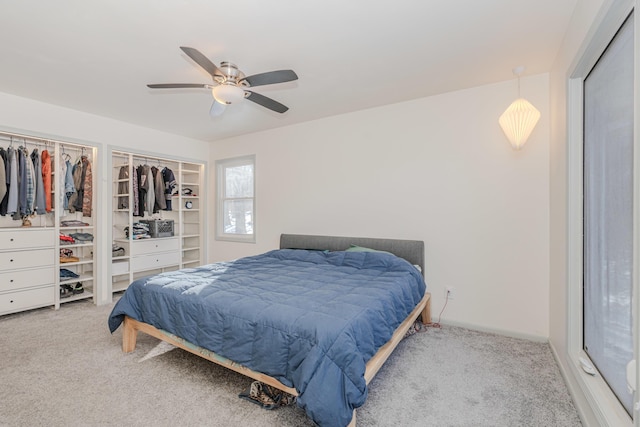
[[0, 131, 97, 315], [111, 150, 204, 294], [179, 163, 203, 268]]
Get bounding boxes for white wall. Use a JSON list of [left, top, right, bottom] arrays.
[[209, 75, 550, 340], [0, 91, 210, 304], [0, 92, 209, 156]]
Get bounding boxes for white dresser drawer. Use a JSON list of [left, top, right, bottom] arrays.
[[0, 229, 55, 249], [0, 286, 54, 315], [112, 260, 130, 276], [0, 248, 55, 272], [131, 251, 180, 272], [0, 267, 55, 292], [130, 238, 179, 256]]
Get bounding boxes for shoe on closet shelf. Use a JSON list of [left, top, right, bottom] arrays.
[[21, 218, 31, 227], [71, 283, 84, 294], [60, 285, 74, 299]]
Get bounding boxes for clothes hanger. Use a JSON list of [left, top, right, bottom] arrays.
[[61, 145, 71, 162]]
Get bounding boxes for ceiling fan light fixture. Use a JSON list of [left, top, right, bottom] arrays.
[[212, 84, 245, 105]]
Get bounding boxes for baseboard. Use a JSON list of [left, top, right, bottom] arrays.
[[437, 319, 548, 343]]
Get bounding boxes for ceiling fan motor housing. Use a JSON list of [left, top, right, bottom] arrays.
[[215, 62, 247, 85]]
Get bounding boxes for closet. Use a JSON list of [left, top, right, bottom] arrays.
[[111, 150, 204, 293], [0, 132, 97, 315]]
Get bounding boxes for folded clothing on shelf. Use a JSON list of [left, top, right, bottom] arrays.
[[61, 220, 90, 227], [124, 222, 151, 239], [70, 232, 94, 242], [60, 233, 75, 244], [60, 268, 80, 279]]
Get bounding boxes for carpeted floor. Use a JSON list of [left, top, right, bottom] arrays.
[[0, 298, 581, 426]]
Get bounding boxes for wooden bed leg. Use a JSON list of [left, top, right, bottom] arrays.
[[122, 316, 138, 353], [347, 410, 356, 427], [421, 292, 432, 324]]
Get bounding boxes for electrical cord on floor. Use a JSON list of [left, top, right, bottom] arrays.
[[427, 290, 450, 329]]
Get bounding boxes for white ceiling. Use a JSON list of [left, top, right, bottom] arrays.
[[0, 0, 578, 142]]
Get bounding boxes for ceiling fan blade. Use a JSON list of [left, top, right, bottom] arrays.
[[147, 83, 208, 89], [245, 91, 289, 113], [180, 46, 221, 80], [240, 70, 298, 87], [210, 100, 226, 117]]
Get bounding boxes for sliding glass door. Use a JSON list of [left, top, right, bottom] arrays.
[[583, 12, 635, 416]]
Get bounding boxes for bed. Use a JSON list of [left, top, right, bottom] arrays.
[[108, 234, 431, 427]]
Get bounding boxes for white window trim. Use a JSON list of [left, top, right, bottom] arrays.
[[566, 1, 638, 425], [215, 155, 256, 243]]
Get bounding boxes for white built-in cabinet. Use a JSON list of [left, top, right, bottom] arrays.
[[0, 133, 97, 316], [110, 151, 204, 293], [0, 228, 56, 314]]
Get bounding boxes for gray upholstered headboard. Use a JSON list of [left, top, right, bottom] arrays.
[[279, 234, 425, 276]]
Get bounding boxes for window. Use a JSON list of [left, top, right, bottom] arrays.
[[216, 155, 255, 242]]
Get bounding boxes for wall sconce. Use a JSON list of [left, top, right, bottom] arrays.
[[499, 66, 540, 150]]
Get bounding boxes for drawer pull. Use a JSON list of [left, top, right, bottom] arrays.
[[10, 259, 13, 262], [10, 279, 14, 283], [10, 238, 14, 242]]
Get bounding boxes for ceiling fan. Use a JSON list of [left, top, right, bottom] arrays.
[[147, 46, 298, 116]]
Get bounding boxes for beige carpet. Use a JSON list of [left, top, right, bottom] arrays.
[[0, 298, 581, 426]]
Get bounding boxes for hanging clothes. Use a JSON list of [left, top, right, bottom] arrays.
[[136, 165, 146, 216], [68, 158, 82, 213], [132, 165, 139, 216], [7, 147, 19, 216], [0, 148, 6, 207], [17, 147, 28, 218], [59, 152, 75, 211], [22, 147, 37, 216], [31, 149, 46, 215], [117, 165, 129, 209], [59, 152, 67, 210], [151, 166, 166, 212], [41, 149, 52, 212], [144, 164, 154, 215], [81, 155, 92, 217], [162, 167, 176, 211], [67, 155, 92, 217]]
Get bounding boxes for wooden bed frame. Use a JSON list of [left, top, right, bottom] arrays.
[[121, 234, 431, 426]]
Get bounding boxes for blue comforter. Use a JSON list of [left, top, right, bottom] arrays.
[[108, 249, 426, 427]]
